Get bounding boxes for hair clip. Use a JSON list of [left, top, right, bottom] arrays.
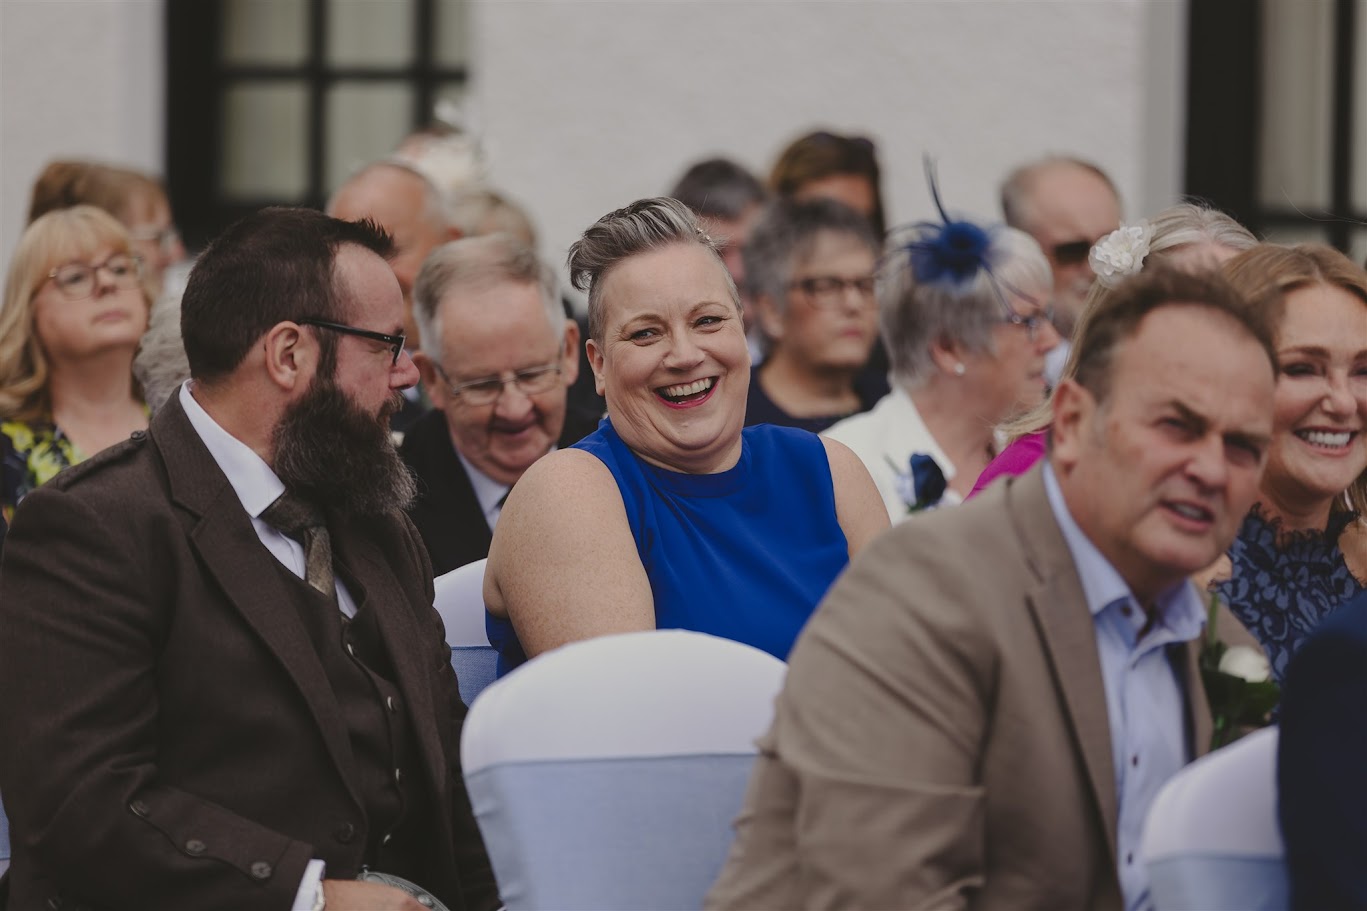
[[1088, 222, 1153, 288], [892, 157, 996, 288]]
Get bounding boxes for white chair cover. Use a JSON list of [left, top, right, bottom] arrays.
[[460, 629, 787, 910], [433, 558, 496, 706], [1142, 726, 1286, 910]]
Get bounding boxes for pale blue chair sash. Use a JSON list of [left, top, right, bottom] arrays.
[[1148, 855, 1288, 910]]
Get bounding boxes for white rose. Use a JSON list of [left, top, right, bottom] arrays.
[[1088, 222, 1153, 287], [1218, 645, 1271, 683]]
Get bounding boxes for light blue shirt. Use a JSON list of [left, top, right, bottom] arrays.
[[1043, 463, 1206, 911]]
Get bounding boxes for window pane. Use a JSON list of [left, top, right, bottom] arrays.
[[221, 0, 308, 67], [327, 0, 414, 68], [434, 0, 469, 68], [221, 83, 309, 201], [1352, 0, 1367, 208], [1349, 230, 1367, 266], [325, 82, 414, 193], [1258, 0, 1333, 210]]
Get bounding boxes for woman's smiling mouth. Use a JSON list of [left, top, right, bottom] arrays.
[[656, 376, 717, 408]]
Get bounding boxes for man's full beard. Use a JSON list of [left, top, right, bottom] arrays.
[[272, 378, 417, 518]]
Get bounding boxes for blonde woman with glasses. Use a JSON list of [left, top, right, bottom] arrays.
[[0, 206, 151, 519]]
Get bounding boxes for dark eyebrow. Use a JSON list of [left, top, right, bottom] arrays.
[[1225, 429, 1272, 452], [1167, 401, 1209, 435]]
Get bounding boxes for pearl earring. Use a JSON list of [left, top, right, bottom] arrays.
[[953, 363, 966, 376]]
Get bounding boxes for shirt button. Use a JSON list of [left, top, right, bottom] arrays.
[[251, 861, 273, 880], [335, 822, 357, 844], [1131, 754, 1139, 767], [185, 838, 207, 856], [1121, 605, 1132, 618], [1126, 852, 1134, 865]]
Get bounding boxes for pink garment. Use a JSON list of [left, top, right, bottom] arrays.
[[969, 430, 1047, 499]]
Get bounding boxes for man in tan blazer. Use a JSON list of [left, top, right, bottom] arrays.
[[707, 266, 1279, 911]]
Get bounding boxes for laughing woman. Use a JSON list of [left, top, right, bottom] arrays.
[[484, 197, 887, 674], [1213, 243, 1367, 681]]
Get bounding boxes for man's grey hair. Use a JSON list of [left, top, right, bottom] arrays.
[[879, 226, 1051, 389], [449, 187, 538, 249], [133, 289, 191, 413], [668, 157, 768, 222], [743, 197, 880, 317], [567, 197, 738, 342], [1000, 155, 1120, 231], [412, 233, 564, 366], [327, 157, 454, 231]]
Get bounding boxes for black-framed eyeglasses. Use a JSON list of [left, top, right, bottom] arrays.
[[297, 318, 406, 366], [788, 275, 877, 309], [45, 253, 143, 301], [434, 361, 563, 407]]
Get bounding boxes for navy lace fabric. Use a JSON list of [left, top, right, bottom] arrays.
[[1215, 506, 1363, 684]]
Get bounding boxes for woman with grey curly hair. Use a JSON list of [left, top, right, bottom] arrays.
[[483, 197, 886, 675], [823, 215, 1058, 523]]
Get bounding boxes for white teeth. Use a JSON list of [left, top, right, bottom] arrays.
[[1171, 503, 1207, 521], [661, 378, 714, 398], [1298, 430, 1352, 447]]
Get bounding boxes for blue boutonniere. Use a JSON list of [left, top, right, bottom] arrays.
[[889, 452, 947, 514]]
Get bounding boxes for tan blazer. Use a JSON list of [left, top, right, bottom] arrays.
[[706, 465, 1212, 911]]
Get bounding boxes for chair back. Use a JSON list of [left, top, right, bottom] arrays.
[[433, 558, 497, 706], [460, 629, 786, 910], [1142, 726, 1286, 910]]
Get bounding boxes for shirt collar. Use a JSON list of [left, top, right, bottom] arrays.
[[1042, 461, 1206, 639], [178, 381, 285, 519], [455, 447, 510, 520]]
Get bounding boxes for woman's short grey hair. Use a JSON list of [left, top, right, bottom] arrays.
[[412, 233, 563, 365], [568, 197, 738, 341], [880, 225, 1051, 389], [133, 289, 191, 413], [1145, 201, 1258, 258], [743, 197, 880, 315]]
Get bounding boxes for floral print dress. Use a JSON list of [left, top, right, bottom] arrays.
[[1214, 505, 1363, 684], [1, 420, 81, 522]]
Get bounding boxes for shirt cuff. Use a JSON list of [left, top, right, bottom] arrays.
[[291, 859, 327, 911]]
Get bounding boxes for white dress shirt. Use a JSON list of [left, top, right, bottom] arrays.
[[454, 447, 510, 531]]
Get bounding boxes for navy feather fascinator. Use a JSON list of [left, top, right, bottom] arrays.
[[892, 157, 1000, 288]]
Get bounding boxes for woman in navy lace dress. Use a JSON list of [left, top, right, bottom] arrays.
[[1214, 244, 1367, 681]]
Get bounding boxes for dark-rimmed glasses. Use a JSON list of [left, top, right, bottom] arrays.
[[788, 275, 877, 309], [46, 253, 143, 301], [434, 361, 563, 407], [297, 319, 406, 366]]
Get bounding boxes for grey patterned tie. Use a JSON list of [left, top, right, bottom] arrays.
[[261, 492, 334, 596]]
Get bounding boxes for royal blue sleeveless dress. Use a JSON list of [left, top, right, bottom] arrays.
[[486, 418, 850, 675]]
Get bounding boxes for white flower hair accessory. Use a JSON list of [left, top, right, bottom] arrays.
[[1088, 221, 1153, 288]]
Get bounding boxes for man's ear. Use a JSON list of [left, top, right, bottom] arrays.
[[585, 336, 606, 397], [560, 319, 582, 387], [1049, 377, 1095, 472], [262, 321, 314, 393], [754, 293, 785, 341], [413, 351, 448, 409]]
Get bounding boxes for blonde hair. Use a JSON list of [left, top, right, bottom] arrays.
[[0, 206, 149, 420], [999, 203, 1257, 443]]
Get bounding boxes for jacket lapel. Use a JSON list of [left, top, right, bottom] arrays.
[[1008, 466, 1120, 860], [152, 395, 364, 807]]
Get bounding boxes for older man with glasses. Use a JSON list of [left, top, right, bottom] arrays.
[[1001, 155, 1122, 383], [401, 234, 598, 576]]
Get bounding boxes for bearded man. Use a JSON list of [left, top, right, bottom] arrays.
[[0, 208, 497, 911]]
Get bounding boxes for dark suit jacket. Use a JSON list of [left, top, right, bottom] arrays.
[[0, 395, 497, 911], [1279, 590, 1367, 911], [400, 406, 601, 577]]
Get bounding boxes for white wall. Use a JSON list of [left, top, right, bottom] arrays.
[[0, 0, 165, 268], [473, 0, 1187, 275], [0, 0, 1185, 275]]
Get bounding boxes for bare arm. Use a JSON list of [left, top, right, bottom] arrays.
[[821, 436, 890, 556], [484, 448, 655, 657]]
